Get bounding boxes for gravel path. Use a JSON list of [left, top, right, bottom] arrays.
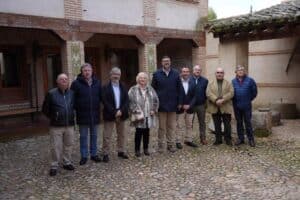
[[0, 120, 299, 200]]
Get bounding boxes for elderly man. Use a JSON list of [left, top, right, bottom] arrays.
[[102, 67, 129, 162], [42, 73, 75, 176], [232, 65, 257, 147], [176, 67, 198, 149], [71, 63, 102, 165], [151, 56, 183, 153], [191, 65, 208, 145], [207, 68, 234, 145]]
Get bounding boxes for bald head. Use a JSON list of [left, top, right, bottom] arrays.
[[56, 73, 69, 91], [215, 67, 225, 80], [193, 65, 202, 78]]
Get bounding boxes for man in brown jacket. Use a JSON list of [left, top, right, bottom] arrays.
[[206, 68, 234, 145]]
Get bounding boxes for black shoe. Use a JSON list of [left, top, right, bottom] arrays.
[[167, 146, 176, 153], [235, 140, 245, 146], [176, 143, 183, 149], [91, 155, 102, 163], [213, 141, 222, 145], [249, 140, 256, 147], [49, 169, 57, 176], [118, 152, 129, 159], [63, 164, 75, 171], [144, 149, 150, 156], [79, 157, 88, 165], [184, 141, 198, 148], [103, 155, 109, 163], [225, 140, 233, 146], [135, 151, 141, 157]]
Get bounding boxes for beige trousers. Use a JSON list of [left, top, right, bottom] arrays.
[[49, 126, 74, 169], [103, 120, 127, 155], [158, 112, 177, 148], [176, 112, 194, 143]]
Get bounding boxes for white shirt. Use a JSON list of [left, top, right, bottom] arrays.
[[182, 78, 189, 95], [112, 82, 121, 109]]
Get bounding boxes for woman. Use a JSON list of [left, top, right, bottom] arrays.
[[128, 72, 159, 157]]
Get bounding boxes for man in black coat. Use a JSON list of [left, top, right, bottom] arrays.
[[151, 56, 183, 153], [176, 67, 198, 149], [71, 63, 102, 165], [42, 73, 75, 176], [102, 67, 129, 162]]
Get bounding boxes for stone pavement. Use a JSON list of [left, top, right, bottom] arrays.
[[0, 120, 299, 200]]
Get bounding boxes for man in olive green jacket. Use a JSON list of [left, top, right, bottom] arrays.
[[206, 68, 234, 145]]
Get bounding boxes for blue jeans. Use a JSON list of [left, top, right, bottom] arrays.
[[234, 107, 254, 142], [79, 125, 98, 158]]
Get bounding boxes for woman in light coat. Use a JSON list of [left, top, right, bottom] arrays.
[[128, 72, 159, 157]]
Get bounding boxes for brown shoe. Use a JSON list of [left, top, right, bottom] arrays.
[[200, 139, 208, 145]]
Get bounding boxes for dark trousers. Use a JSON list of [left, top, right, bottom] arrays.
[[212, 112, 232, 142], [234, 107, 254, 141], [135, 128, 150, 152]]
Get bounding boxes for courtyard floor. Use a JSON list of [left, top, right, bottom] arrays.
[[0, 120, 299, 200]]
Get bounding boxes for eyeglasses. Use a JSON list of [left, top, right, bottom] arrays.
[[216, 72, 224, 74]]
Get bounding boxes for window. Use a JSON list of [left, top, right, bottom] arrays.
[[0, 50, 22, 88]]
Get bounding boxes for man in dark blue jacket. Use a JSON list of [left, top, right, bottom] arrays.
[[151, 56, 183, 153], [71, 63, 102, 165], [102, 67, 129, 162], [232, 65, 257, 147], [42, 73, 75, 176], [191, 65, 208, 145], [176, 67, 198, 149]]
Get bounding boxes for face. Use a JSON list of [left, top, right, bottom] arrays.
[[193, 66, 202, 77], [161, 58, 171, 70], [56, 74, 69, 90], [110, 72, 121, 83], [82, 66, 93, 80], [138, 75, 148, 86], [236, 69, 245, 77], [181, 68, 190, 80], [215, 68, 224, 80]]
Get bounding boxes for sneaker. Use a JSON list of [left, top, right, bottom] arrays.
[[176, 143, 183, 149], [91, 155, 102, 163], [79, 157, 88, 165], [184, 141, 198, 148], [49, 169, 57, 176], [103, 155, 109, 163], [63, 164, 75, 171], [118, 152, 129, 159]]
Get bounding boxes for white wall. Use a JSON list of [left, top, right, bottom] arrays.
[[0, 0, 64, 18], [156, 0, 200, 30], [82, 0, 143, 26]]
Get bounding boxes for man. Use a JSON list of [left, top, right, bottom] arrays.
[[206, 68, 234, 146], [232, 65, 257, 147], [176, 67, 198, 149], [151, 56, 183, 153], [71, 63, 102, 165], [102, 67, 129, 162], [191, 65, 208, 145], [42, 73, 75, 176]]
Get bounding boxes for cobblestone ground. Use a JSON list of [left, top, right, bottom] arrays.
[[0, 120, 299, 200]]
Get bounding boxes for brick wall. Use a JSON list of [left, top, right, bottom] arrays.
[[64, 0, 82, 20], [143, 0, 156, 26]]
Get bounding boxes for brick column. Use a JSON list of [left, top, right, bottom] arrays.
[[61, 41, 85, 81], [64, 0, 82, 20], [219, 40, 249, 78], [192, 46, 207, 75], [138, 43, 157, 75]]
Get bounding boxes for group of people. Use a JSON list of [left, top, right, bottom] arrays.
[[42, 56, 257, 177]]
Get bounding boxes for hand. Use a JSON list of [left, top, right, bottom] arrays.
[[216, 99, 224, 106], [150, 110, 155, 116], [183, 105, 190, 110], [115, 110, 122, 117]]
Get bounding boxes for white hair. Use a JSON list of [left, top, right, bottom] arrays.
[[136, 72, 149, 83]]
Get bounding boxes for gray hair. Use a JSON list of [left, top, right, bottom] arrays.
[[81, 63, 92, 70], [235, 65, 245, 72], [110, 67, 121, 75], [136, 72, 149, 83], [193, 65, 202, 71]]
